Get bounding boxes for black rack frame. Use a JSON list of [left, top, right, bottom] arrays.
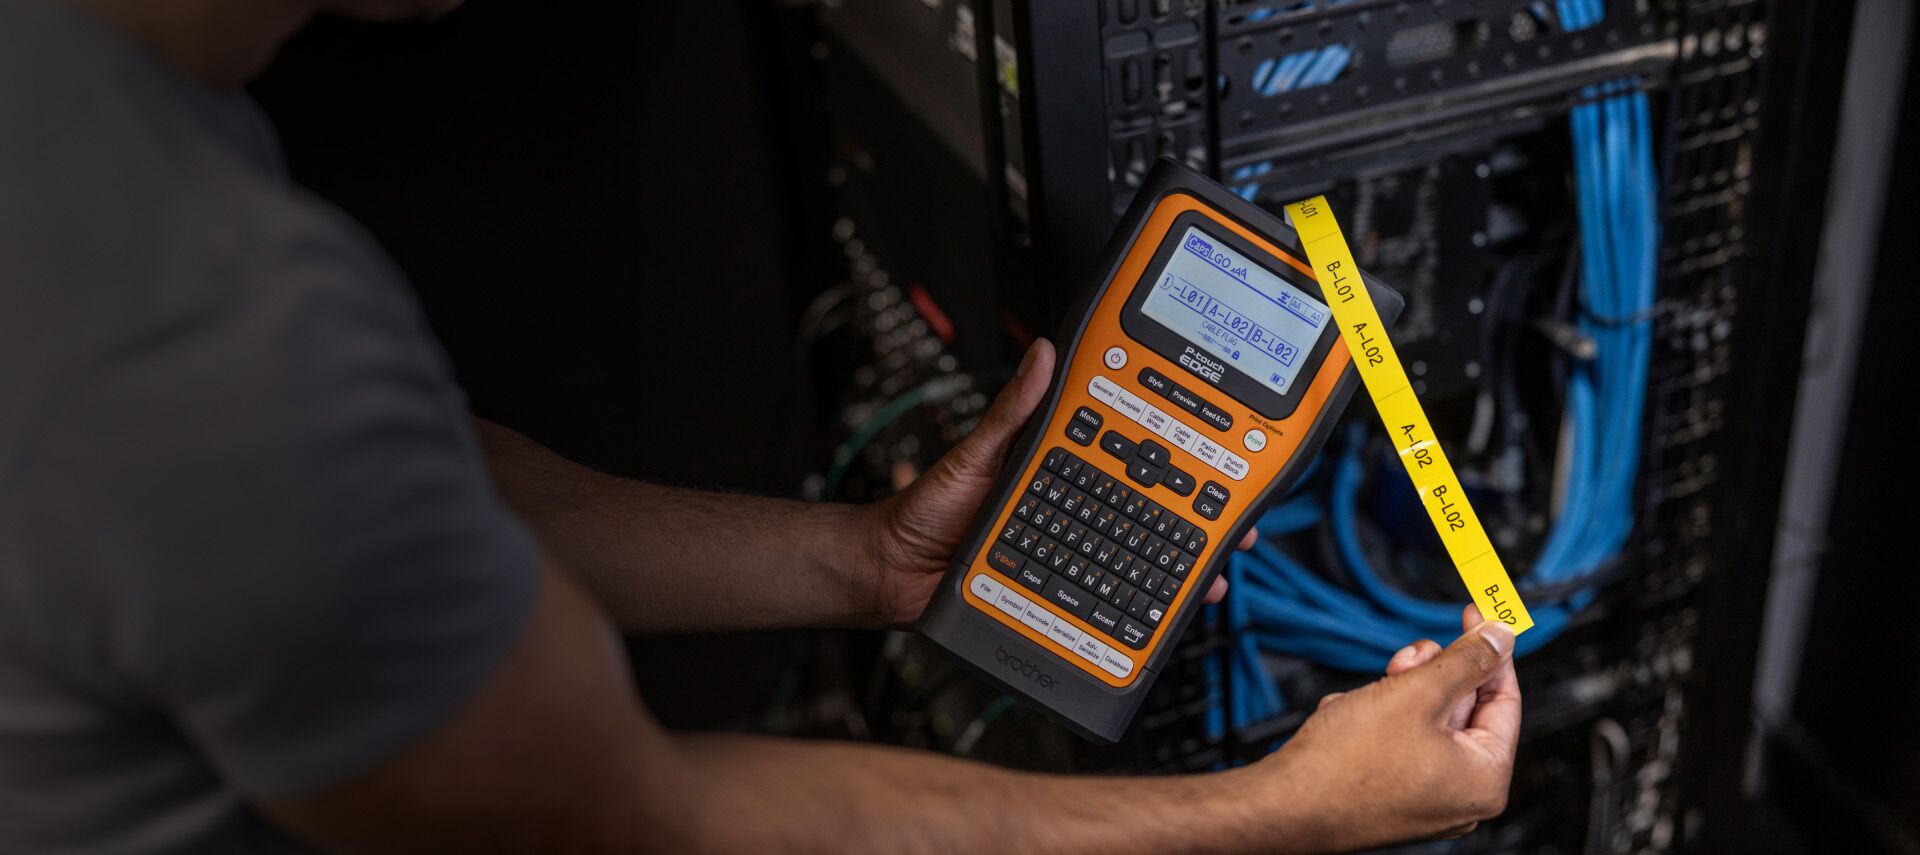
[[813, 0, 1849, 848]]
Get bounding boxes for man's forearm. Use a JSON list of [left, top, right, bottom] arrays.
[[663, 732, 1326, 854], [475, 420, 884, 634]]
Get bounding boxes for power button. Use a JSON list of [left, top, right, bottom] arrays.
[[1103, 346, 1128, 370]]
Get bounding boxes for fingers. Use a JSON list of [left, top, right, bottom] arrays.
[[1441, 606, 1485, 728], [1202, 576, 1229, 604], [1464, 666, 1522, 759], [940, 340, 1055, 478], [1237, 528, 1259, 551], [1388, 640, 1469, 729], [1385, 639, 1441, 676], [1463, 611, 1522, 754], [1436, 821, 1480, 840], [1406, 617, 1515, 718], [1459, 605, 1520, 711], [1315, 691, 1345, 710]]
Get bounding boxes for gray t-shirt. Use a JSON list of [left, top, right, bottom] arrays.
[[0, 2, 540, 851]]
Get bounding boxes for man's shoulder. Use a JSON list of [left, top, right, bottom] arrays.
[[0, 0, 388, 324], [0, 15, 421, 485], [0, 118, 404, 449]]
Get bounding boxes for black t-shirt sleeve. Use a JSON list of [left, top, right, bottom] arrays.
[[22, 216, 539, 799]]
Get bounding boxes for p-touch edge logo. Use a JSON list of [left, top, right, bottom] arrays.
[[1179, 345, 1226, 383], [994, 646, 1057, 690]]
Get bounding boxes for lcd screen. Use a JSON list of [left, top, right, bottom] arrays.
[[1139, 225, 1332, 396]]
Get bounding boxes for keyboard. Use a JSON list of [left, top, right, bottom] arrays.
[[981, 440, 1211, 659]]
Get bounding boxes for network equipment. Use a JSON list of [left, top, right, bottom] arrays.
[[801, 0, 1803, 850]]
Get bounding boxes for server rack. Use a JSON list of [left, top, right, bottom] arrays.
[[805, 1, 1857, 850]]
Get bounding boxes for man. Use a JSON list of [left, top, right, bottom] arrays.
[[0, 0, 1522, 851]]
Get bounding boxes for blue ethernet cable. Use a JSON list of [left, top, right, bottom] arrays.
[[1221, 0, 1659, 728]]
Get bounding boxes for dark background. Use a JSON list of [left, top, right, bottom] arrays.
[[252, 2, 822, 726], [1760, 33, 1920, 850], [254, 1, 811, 492]]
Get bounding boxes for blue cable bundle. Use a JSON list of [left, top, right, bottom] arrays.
[[1222, 0, 1659, 731], [1228, 43, 1354, 201], [1250, 43, 1354, 98]]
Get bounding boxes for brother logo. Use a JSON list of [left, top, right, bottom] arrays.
[[994, 646, 1057, 690], [1179, 346, 1226, 383]]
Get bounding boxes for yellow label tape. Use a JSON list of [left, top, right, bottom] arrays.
[[1285, 196, 1534, 634]]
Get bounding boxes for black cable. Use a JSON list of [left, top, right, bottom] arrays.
[[1580, 298, 1666, 328], [1520, 555, 1628, 601]]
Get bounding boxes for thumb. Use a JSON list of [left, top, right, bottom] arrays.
[[942, 340, 1055, 478], [1407, 618, 1514, 716]]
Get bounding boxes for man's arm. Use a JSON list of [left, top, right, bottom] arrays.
[[477, 421, 884, 634], [473, 343, 1061, 636], [481, 342, 1235, 635], [263, 561, 1520, 854]]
